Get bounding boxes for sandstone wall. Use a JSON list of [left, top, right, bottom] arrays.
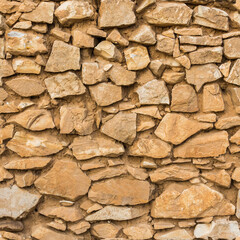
[[1, 0, 240, 239]]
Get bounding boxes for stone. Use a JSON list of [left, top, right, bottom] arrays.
[[71, 29, 95, 48], [0, 220, 23, 232], [155, 229, 193, 240], [0, 0, 20, 14], [7, 109, 55, 131], [5, 76, 45, 97], [47, 219, 66, 231], [35, 160, 91, 200], [174, 27, 203, 36], [173, 131, 229, 158], [149, 60, 165, 77], [123, 224, 153, 240], [127, 166, 148, 180], [55, 0, 94, 25], [186, 64, 222, 91], [230, 11, 240, 28], [101, 112, 136, 144], [12, 57, 41, 74], [88, 177, 151, 205], [50, 28, 71, 42], [91, 223, 121, 239], [161, 69, 185, 84], [180, 45, 197, 53], [153, 219, 175, 230], [0, 124, 14, 144], [150, 164, 199, 183], [144, 2, 192, 26], [0, 88, 7, 101], [136, 0, 156, 13], [6, 30, 47, 56], [0, 38, 4, 58], [136, 114, 155, 132], [131, 106, 162, 119], [151, 183, 235, 219], [225, 59, 240, 86], [175, 55, 191, 69], [15, 171, 36, 188], [224, 37, 240, 59], [193, 5, 229, 31], [228, 87, 240, 112], [44, 71, 86, 99], [107, 29, 129, 47], [7, 131, 64, 157], [70, 133, 124, 160], [155, 113, 212, 145], [156, 35, 175, 56], [98, 0, 136, 28], [68, 221, 90, 235], [179, 36, 222, 46], [45, 40, 80, 72], [89, 82, 122, 106], [0, 167, 13, 182], [215, 115, 240, 129], [21, 2, 54, 24], [0, 59, 14, 85], [32, 24, 48, 34], [87, 27, 107, 38], [230, 129, 240, 145], [124, 45, 150, 70], [194, 113, 217, 123], [0, 185, 41, 219], [189, 47, 223, 65], [136, 79, 169, 105]]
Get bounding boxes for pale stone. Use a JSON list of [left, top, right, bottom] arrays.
[[149, 60, 165, 77], [124, 45, 150, 70], [151, 183, 235, 219], [13, 21, 32, 30], [87, 27, 107, 38], [219, 61, 231, 77], [45, 40, 80, 72], [224, 37, 240, 59], [153, 219, 175, 230], [12, 57, 41, 74], [7, 131, 64, 157], [156, 35, 175, 55], [227, 87, 240, 112], [68, 221, 90, 235], [131, 106, 162, 119], [91, 223, 121, 239], [230, 129, 240, 145], [0, 124, 14, 144], [47, 219, 66, 231], [175, 55, 191, 69], [15, 171, 36, 188], [136, 0, 156, 13], [32, 23, 48, 34], [55, 0, 94, 25], [0, 59, 15, 85], [179, 36, 222, 46], [123, 224, 153, 240], [0, 167, 13, 182], [223, 31, 240, 39], [50, 28, 71, 42], [98, 0, 136, 28], [161, 69, 185, 84], [155, 113, 212, 145], [0, 88, 7, 101], [0, 38, 5, 58], [178, 220, 196, 228], [180, 45, 197, 53], [173, 131, 229, 158], [70, 133, 124, 160], [230, 11, 240, 28], [186, 64, 222, 91], [35, 160, 91, 200], [136, 114, 155, 132], [174, 27, 203, 36], [107, 29, 129, 47], [215, 115, 240, 129], [194, 113, 217, 123], [0, 219, 23, 232], [71, 29, 95, 48], [127, 166, 148, 180], [155, 229, 193, 240], [225, 59, 240, 86], [0, 185, 41, 219], [144, 2, 192, 26]]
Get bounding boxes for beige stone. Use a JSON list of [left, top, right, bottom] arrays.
[[180, 45, 197, 53], [0, 88, 8, 101], [230, 129, 240, 145], [0, 38, 5, 58], [161, 69, 185, 84], [225, 59, 240, 86], [68, 221, 90, 235], [15, 171, 36, 188], [224, 37, 240, 59], [175, 55, 191, 69], [91, 223, 121, 239], [230, 11, 240, 28], [132, 106, 162, 119], [0, 219, 23, 232], [228, 87, 240, 112], [32, 23, 48, 34], [153, 219, 175, 230], [12, 57, 41, 74], [136, 114, 155, 132], [155, 229, 193, 240], [123, 224, 153, 240], [87, 27, 106, 38], [0, 124, 14, 144], [47, 219, 66, 231], [215, 115, 240, 129], [174, 27, 203, 36], [0, 59, 15, 85], [72, 29, 95, 48], [179, 36, 222, 46], [127, 166, 148, 180], [0, 167, 13, 182], [107, 28, 129, 47], [194, 113, 217, 123], [50, 28, 71, 42], [149, 60, 165, 77], [156, 35, 175, 55], [0, 0, 20, 14]]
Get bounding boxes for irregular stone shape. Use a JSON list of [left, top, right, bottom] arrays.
[[89, 82, 122, 106], [194, 219, 240, 240], [85, 206, 148, 221], [45, 40, 80, 72], [91, 223, 121, 239], [179, 36, 222, 46], [162, 69, 185, 84], [127, 166, 148, 180], [0, 124, 14, 144], [0, 185, 41, 219], [144, 2, 192, 26], [193, 5, 229, 31], [149, 60, 165, 77], [150, 164, 199, 183], [171, 84, 199, 112], [237, 190, 240, 218], [13, 20, 32, 30], [173, 131, 229, 158], [55, 0, 94, 25], [186, 64, 222, 91], [6, 30, 47, 56], [12, 57, 41, 74], [232, 168, 240, 182], [68, 221, 90, 235], [227, 87, 240, 112], [230, 129, 240, 145], [156, 35, 175, 55], [0, 219, 23, 232], [151, 183, 235, 219], [7, 131, 64, 157], [50, 27, 71, 43], [98, 0, 136, 28], [0, 59, 15, 85], [35, 160, 91, 200], [136, 79, 169, 105], [132, 106, 162, 119], [70, 133, 124, 160], [101, 112, 136, 144], [203, 83, 225, 112], [0, 166, 13, 182], [189, 47, 223, 65], [123, 223, 153, 240], [21, 2, 54, 24], [15, 171, 36, 188], [224, 37, 240, 59], [107, 28, 129, 46], [7, 109, 55, 131], [215, 116, 240, 129], [155, 113, 212, 145], [136, 0, 155, 13], [6, 76, 45, 97], [155, 229, 193, 240], [0, 0, 20, 14], [129, 134, 171, 158], [176, 55, 191, 69], [4, 157, 51, 170], [225, 59, 240, 86]]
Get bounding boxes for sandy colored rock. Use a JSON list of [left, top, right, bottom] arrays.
[[91, 223, 121, 239], [175, 55, 191, 69], [0, 88, 8, 101], [35, 160, 91, 200], [179, 36, 222, 46], [227, 87, 240, 112], [161, 69, 185, 84], [224, 37, 240, 59], [149, 60, 165, 77], [0, 219, 23, 232], [0, 59, 14, 85], [144, 2, 192, 26], [156, 35, 175, 56], [12, 57, 41, 74], [0, 124, 14, 144], [225, 59, 240, 86], [123, 223, 153, 240], [0, 167, 13, 182], [174, 131, 229, 158], [50, 28, 71, 42], [230, 129, 240, 145], [0, 0, 20, 14], [215, 115, 240, 129], [98, 0, 136, 28], [127, 166, 148, 180], [180, 44, 197, 53], [15, 171, 36, 188], [136, 114, 155, 132], [107, 28, 129, 47], [0, 185, 41, 219], [232, 167, 240, 182], [155, 229, 193, 240], [72, 29, 96, 48], [68, 221, 90, 235], [174, 26, 203, 36], [155, 113, 212, 145], [132, 106, 162, 119]]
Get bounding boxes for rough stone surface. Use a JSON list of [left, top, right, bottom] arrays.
[[123, 223, 153, 240], [225, 59, 240, 86], [224, 37, 240, 59]]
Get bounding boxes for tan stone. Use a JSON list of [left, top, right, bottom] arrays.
[[180, 45, 197, 53], [194, 113, 217, 123], [12, 57, 41, 74], [0, 167, 13, 182], [230, 11, 240, 28], [0, 99, 34, 114], [47, 219, 66, 231], [45, 40, 80, 72], [144, 2, 192, 26], [0, 59, 14, 85], [70, 133, 124, 160], [0, 0, 20, 14], [215, 115, 240, 129], [127, 166, 148, 180], [68, 221, 90, 235], [173, 131, 229, 158], [203, 83, 225, 112], [153, 219, 175, 230], [91, 223, 121, 239], [15, 171, 36, 187], [155, 229, 193, 240], [50, 28, 71, 43], [32, 23, 48, 34], [107, 28, 129, 47], [224, 37, 240, 59], [87, 27, 106, 38], [179, 36, 222, 46], [123, 224, 153, 240], [6, 12, 21, 27], [136, 114, 155, 132], [219, 61, 231, 77], [156, 35, 175, 55], [136, 0, 155, 13], [0, 124, 14, 144], [225, 59, 240, 86], [7, 131, 64, 157], [0, 88, 8, 101], [0, 38, 5, 58], [175, 55, 191, 69], [230, 129, 240, 145], [161, 69, 185, 84], [35, 160, 91, 200], [131, 106, 162, 119], [72, 29, 95, 48], [155, 113, 212, 145], [174, 27, 203, 36], [0, 220, 23, 232], [149, 60, 165, 77], [228, 87, 240, 112]]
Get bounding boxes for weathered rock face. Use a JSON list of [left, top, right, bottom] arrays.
[[123, 223, 153, 240], [225, 59, 240, 86], [224, 37, 240, 59]]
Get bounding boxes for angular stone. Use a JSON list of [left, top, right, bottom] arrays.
[[136, 79, 169, 105], [89, 82, 122, 106], [171, 84, 199, 112], [131, 106, 162, 119], [35, 160, 91, 200], [180, 44, 197, 53], [72, 29, 95, 48], [0, 124, 14, 144], [0, 59, 15, 85], [70, 133, 124, 160], [161, 69, 185, 84], [155, 113, 212, 145], [155, 229, 193, 240], [0, 167, 13, 182], [0, 88, 7, 101], [13, 20, 32, 30], [144, 2, 192, 26], [12, 57, 41, 74], [107, 28, 129, 47], [151, 183, 235, 219], [186, 64, 222, 91], [194, 113, 216, 123], [0, 185, 41, 219], [7, 131, 64, 157], [156, 35, 175, 55], [225, 59, 240, 86], [174, 27, 203, 36], [136, 114, 155, 132], [127, 166, 148, 180], [230, 129, 240, 145], [0, 220, 23, 232], [215, 115, 240, 129], [0, 38, 5, 58], [91, 223, 121, 239], [15, 171, 36, 188], [50, 28, 71, 43], [149, 60, 165, 77], [6, 30, 47, 56], [179, 36, 222, 46], [123, 224, 153, 240], [5, 76, 45, 97], [0, 0, 20, 14], [175, 55, 191, 69], [173, 131, 229, 158], [193, 5, 229, 31], [227, 87, 240, 112], [55, 0, 94, 25], [224, 37, 240, 59], [98, 0, 136, 28], [68, 221, 90, 235], [45, 40, 80, 72], [87, 27, 106, 38]]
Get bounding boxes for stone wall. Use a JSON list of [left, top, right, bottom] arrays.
[[1, 0, 240, 239]]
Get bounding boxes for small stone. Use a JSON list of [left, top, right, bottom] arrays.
[[225, 36, 240, 60], [175, 55, 191, 69], [47, 219, 66, 231], [178, 220, 196, 228], [215, 115, 240, 129], [136, 114, 155, 132], [15, 171, 36, 188], [179, 36, 222, 46], [107, 29, 129, 47], [87, 27, 107, 38], [13, 21, 32, 30], [32, 23, 48, 34], [223, 31, 240, 39], [72, 29, 95, 48], [225, 59, 240, 86], [0, 38, 4, 58], [161, 69, 185, 84], [50, 28, 71, 43], [68, 221, 90, 235], [91, 223, 121, 239], [180, 45, 197, 53], [194, 113, 217, 123], [230, 130, 240, 145], [228, 87, 240, 112], [149, 60, 165, 77], [0, 167, 13, 182], [219, 61, 231, 77], [0, 124, 14, 144], [156, 35, 175, 55], [132, 106, 162, 119], [127, 166, 148, 180], [230, 11, 240, 28], [0, 88, 7, 101], [6, 12, 21, 27], [0, 220, 23, 232], [136, 0, 156, 13], [155, 229, 193, 240], [0, 59, 14, 85], [174, 27, 203, 36], [123, 224, 153, 240], [12, 57, 41, 74]]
